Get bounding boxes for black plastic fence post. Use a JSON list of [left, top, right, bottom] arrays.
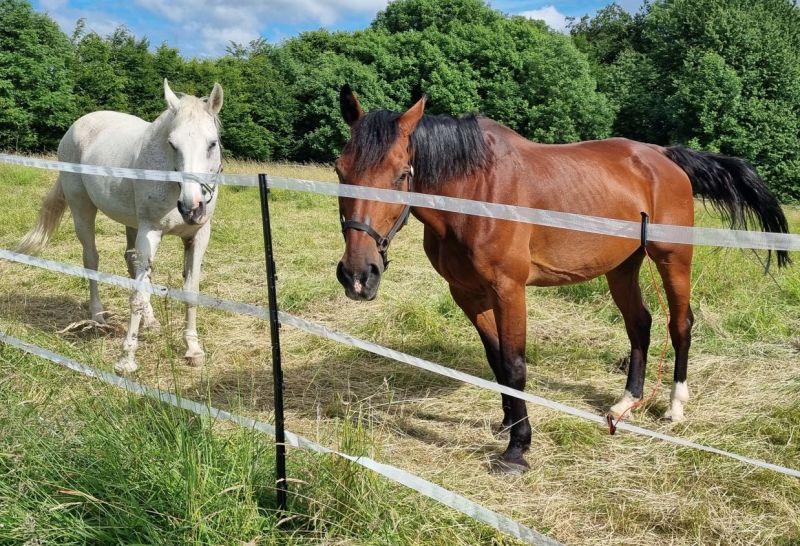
[[258, 173, 288, 512]]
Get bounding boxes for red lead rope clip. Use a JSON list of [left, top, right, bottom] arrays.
[[606, 414, 618, 435]]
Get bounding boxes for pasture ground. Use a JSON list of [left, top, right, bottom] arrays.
[[1, 160, 799, 545]]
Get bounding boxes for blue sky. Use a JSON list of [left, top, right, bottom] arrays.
[[34, 0, 643, 58]]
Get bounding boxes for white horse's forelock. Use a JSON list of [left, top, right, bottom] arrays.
[[172, 94, 221, 124]]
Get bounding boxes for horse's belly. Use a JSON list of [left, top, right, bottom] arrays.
[[80, 176, 140, 227], [527, 228, 639, 286]]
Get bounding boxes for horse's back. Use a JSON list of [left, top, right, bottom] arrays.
[[59, 111, 148, 165], [473, 124, 695, 286]]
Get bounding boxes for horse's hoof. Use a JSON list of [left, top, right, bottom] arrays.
[[185, 353, 205, 367], [663, 408, 685, 422], [490, 457, 530, 475], [608, 392, 640, 420], [90, 311, 108, 325], [114, 357, 138, 374]]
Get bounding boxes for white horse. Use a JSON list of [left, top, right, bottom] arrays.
[[18, 79, 224, 373]]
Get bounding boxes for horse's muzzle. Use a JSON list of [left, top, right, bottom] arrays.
[[337, 261, 381, 301], [177, 200, 206, 225]]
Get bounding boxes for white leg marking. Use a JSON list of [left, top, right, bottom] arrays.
[[664, 381, 689, 422], [184, 329, 205, 367], [608, 390, 640, 419]]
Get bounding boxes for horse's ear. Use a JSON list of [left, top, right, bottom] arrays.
[[164, 79, 181, 111], [207, 83, 224, 115], [398, 94, 426, 136], [340, 84, 364, 127]]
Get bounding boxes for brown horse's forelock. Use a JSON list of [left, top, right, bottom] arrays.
[[346, 109, 491, 187]]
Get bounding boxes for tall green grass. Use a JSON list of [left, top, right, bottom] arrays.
[[0, 343, 515, 545]]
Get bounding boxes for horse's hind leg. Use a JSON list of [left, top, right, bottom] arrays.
[[606, 249, 651, 419], [125, 226, 159, 329], [649, 244, 694, 422], [71, 201, 105, 323]]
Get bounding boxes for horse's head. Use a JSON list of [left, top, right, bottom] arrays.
[[335, 85, 425, 301], [164, 79, 224, 225]]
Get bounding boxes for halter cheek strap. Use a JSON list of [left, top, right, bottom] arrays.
[[195, 162, 223, 205], [340, 167, 414, 270]]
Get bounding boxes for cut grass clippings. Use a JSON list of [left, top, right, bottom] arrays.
[[1, 158, 799, 545]]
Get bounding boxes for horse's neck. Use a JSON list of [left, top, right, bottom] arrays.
[[134, 110, 173, 169]]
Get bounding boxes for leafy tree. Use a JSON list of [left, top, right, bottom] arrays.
[[575, 0, 800, 201], [570, 3, 641, 67], [0, 0, 76, 150], [371, 0, 501, 33], [72, 27, 127, 114], [372, 4, 613, 143], [5, 0, 798, 201]]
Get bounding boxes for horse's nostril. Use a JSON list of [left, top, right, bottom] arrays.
[[336, 261, 351, 284], [368, 263, 381, 278]]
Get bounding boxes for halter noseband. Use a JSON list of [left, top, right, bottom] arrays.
[[200, 167, 221, 205], [340, 166, 414, 270], [180, 141, 223, 206]]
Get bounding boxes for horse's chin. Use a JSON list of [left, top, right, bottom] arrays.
[[345, 289, 378, 302], [182, 214, 208, 226]]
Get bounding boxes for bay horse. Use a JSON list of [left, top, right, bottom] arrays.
[[334, 85, 790, 473], [18, 80, 224, 374]]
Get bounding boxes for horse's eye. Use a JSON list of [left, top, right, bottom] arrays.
[[208, 141, 217, 150], [168, 140, 176, 150]]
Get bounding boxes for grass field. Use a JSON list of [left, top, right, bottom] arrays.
[[1, 159, 799, 545]]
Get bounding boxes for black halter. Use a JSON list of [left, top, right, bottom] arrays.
[[340, 167, 414, 270]]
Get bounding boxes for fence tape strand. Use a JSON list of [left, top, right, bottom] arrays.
[[2, 248, 798, 479], [2, 153, 799, 251], [0, 331, 559, 546]]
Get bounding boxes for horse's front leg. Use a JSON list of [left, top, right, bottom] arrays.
[[491, 281, 531, 474], [449, 286, 511, 431], [115, 228, 162, 374], [125, 226, 159, 330], [182, 223, 210, 366]]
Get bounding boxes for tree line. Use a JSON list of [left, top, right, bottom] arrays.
[[1, 0, 799, 201]]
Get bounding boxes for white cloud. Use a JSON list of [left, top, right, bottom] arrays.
[[134, 0, 389, 55], [519, 5, 568, 33], [38, 2, 124, 39], [36, 0, 388, 56]]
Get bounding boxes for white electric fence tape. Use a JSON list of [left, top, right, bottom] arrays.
[[2, 248, 798, 479], [0, 153, 256, 187], [2, 153, 799, 251], [0, 332, 559, 546]]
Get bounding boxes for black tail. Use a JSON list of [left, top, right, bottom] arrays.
[[664, 146, 790, 268]]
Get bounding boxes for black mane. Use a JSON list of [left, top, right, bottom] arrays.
[[345, 109, 491, 186]]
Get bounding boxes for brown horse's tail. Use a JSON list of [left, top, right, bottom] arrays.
[[17, 177, 66, 255], [664, 145, 790, 268]]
